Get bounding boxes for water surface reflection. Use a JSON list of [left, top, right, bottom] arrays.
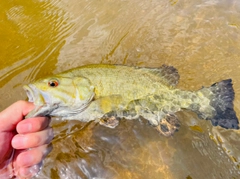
[[0, 0, 240, 178]]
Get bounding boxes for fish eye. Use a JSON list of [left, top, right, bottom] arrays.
[[48, 79, 59, 87]]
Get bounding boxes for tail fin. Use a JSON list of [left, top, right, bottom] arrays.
[[199, 79, 239, 129]]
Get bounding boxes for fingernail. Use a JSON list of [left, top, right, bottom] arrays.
[[49, 128, 54, 137], [47, 128, 54, 143], [20, 123, 32, 132], [12, 135, 26, 149], [43, 143, 53, 158], [20, 154, 34, 167]]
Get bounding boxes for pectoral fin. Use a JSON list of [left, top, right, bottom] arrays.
[[99, 116, 119, 128], [98, 108, 138, 128], [154, 114, 181, 137]]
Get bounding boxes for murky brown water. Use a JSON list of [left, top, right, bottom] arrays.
[[1, 0, 240, 178]]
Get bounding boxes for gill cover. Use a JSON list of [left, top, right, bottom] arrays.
[[48, 76, 95, 117], [72, 76, 95, 106]]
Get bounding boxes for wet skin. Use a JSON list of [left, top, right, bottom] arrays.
[[0, 101, 53, 178]]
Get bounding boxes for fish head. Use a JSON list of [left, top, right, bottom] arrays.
[[23, 75, 95, 117]]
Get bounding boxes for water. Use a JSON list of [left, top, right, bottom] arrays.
[[0, 0, 240, 178]]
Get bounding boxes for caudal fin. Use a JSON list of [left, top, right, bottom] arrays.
[[199, 79, 239, 129]]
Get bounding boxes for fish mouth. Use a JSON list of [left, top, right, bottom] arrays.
[[23, 84, 36, 102], [23, 84, 51, 105]]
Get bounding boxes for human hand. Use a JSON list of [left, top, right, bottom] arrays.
[[0, 101, 53, 178]]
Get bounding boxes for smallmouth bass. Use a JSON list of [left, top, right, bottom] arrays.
[[23, 64, 239, 136]]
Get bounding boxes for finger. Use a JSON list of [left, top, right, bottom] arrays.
[[12, 127, 53, 149], [17, 162, 42, 179], [16, 116, 51, 134], [14, 144, 52, 168], [0, 101, 35, 132]]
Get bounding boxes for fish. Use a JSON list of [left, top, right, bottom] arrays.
[[23, 64, 239, 136]]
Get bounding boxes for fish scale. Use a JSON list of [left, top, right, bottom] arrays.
[[74, 66, 170, 101]]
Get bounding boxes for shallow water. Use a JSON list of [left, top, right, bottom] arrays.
[[1, 0, 240, 178]]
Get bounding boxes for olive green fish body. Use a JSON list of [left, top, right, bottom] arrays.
[[24, 64, 239, 136], [68, 65, 171, 100]]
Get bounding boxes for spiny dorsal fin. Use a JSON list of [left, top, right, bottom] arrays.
[[143, 65, 180, 88]]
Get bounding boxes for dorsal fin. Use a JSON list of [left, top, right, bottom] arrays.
[[143, 65, 180, 88]]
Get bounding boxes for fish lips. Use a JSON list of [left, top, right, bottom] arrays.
[[23, 84, 36, 102], [23, 84, 51, 104]]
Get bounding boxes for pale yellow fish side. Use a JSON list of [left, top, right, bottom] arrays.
[[59, 64, 172, 102]]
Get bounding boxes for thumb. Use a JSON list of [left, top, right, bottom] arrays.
[[0, 101, 35, 132]]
